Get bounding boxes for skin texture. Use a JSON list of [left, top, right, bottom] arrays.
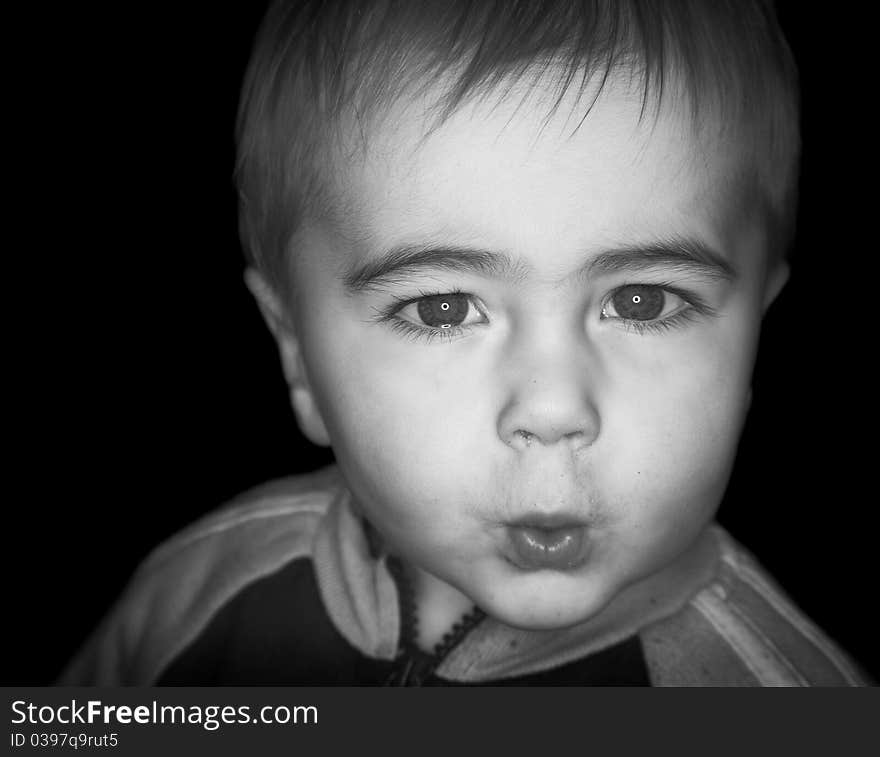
[[251, 76, 789, 647]]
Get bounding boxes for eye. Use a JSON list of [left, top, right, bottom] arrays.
[[601, 284, 687, 322], [397, 292, 485, 330]]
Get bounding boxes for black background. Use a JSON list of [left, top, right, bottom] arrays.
[[7, 2, 876, 684]]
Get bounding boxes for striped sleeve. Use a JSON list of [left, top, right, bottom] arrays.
[[641, 529, 871, 687], [57, 470, 340, 685]]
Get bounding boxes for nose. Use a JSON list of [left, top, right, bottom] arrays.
[[497, 348, 601, 452]]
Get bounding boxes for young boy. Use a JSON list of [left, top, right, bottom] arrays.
[[61, 0, 869, 686]]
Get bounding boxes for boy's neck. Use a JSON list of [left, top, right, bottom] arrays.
[[406, 564, 477, 653]]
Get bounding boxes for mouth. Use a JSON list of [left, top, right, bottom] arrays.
[[504, 515, 592, 571]]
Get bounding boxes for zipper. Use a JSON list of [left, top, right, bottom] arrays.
[[384, 555, 485, 686]]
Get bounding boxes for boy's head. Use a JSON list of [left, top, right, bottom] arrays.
[[238, 0, 799, 630]]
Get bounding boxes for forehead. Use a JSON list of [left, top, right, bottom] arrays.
[[325, 75, 762, 274]]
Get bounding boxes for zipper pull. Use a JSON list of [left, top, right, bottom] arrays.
[[384, 650, 435, 686]]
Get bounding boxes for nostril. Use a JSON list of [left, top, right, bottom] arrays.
[[512, 428, 591, 450], [516, 430, 535, 447]]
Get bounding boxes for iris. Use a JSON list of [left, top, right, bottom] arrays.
[[610, 285, 664, 320], [417, 294, 470, 328]]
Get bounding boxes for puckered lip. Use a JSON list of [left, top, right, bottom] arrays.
[[504, 512, 590, 531], [502, 515, 593, 571]]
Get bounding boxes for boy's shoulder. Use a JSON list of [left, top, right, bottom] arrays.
[[59, 466, 347, 685], [640, 530, 869, 686]]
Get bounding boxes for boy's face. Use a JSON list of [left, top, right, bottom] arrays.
[[274, 77, 787, 629]]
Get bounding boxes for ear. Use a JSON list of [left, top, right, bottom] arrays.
[[244, 269, 332, 447], [762, 259, 790, 313]]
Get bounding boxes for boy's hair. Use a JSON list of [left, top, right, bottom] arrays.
[[236, 0, 799, 305]]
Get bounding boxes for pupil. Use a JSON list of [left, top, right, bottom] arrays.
[[417, 294, 469, 327], [611, 285, 664, 320]]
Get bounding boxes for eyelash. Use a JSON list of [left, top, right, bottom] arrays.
[[374, 288, 476, 344], [374, 284, 715, 344], [604, 283, 716, 336]]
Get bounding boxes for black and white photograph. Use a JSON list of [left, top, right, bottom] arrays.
[[7, 0, 877, 703]]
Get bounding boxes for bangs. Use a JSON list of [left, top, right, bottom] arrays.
[[237, 0, 799, 300]]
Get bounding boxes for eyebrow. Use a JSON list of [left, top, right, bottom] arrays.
[[585, 238, 736, 282], [343, 236, 736, 293]]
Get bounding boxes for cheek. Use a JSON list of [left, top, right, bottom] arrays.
[[301, 319, 485, 513], [603, 314, 759, 528]]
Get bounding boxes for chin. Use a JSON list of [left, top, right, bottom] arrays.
[[489, 603, 602, 631], [477, 582, 615, 631]]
